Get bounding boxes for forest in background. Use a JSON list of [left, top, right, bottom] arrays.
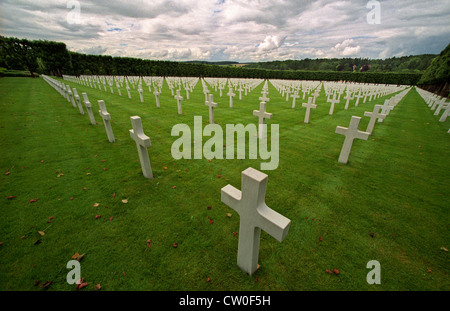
[[243, 55, 436, 73], [0, 36, 448, 88]]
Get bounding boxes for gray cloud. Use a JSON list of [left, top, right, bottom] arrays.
[[77, 45, 108, 55], [0, 0, 449, 62]]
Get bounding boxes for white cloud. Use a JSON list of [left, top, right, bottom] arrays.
[[333, 39, 361, 56], [257, 35, 286, 52]]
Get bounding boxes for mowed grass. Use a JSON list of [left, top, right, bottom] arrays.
[[0, 76, 449, 291]]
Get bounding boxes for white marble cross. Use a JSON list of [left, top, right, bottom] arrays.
[[129, 116, 153, 179], [260, 89, 269, 101], [153, 90, 161, 108], [63, 84, 70, 102], [238, 86, 243, 100], [98, 100, 115, 143], [72, 88, 85, 115], [302, 89, 308, 100], [379, 100, 394, 122], [344, 91, 353, 110], [81, 93, 97, 125], [434, 101, 447, 116], [328, 93, 340, 115], [312, 88, 320, 104], [253, 102, 273, 139], [221, 167, 291, 275], [259, 92, 270, 103], [439, 104, 450, 122], [302, 97, 317, 124], [66, 85, 77, 108], [205, 94, 218, 124], [354, 91, 363, 107], [291, 92, 300, 109], [203, 87, 209, 102], [138, 87, 144, 103], [364, 105, 386, 135], [285, 89, 291, 101], [335, 116, 370, 164], [116, 83, 122, 96], [175, 89, 183, 114], [228, 88, 236, 108]]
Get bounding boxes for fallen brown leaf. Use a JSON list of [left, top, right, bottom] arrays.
[[40, 281, 52, 289], [76, 277, 88, 290], [71, 252, 85, 261]]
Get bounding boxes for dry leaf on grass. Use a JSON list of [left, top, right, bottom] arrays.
[[40, 281, 52, 289], [76, 277, 88, 290]]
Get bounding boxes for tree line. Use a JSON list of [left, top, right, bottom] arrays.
[[417, 43, 450, 97], [0, 35, 436, 85], [244, 55, 437, 73]]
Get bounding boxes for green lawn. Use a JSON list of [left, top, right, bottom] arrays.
[[0, 76, 449, 291]]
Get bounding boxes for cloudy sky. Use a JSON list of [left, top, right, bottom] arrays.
[[1, 0, 449, 62]]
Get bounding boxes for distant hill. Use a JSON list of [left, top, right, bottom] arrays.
[[183, 60, 240, 66], [244, 55, 437, 73]]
